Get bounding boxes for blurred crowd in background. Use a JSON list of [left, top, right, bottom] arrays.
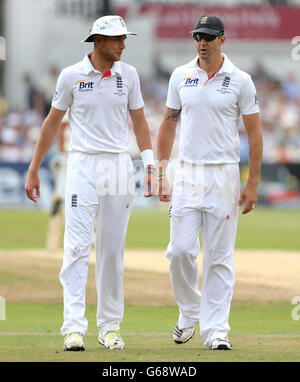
[[0, 62, 300, 164]]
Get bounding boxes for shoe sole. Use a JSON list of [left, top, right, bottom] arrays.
[[64, 346, 85, 351], [211, 344, 232, 350], [212, 346, 232, 350], [173, 329, 195, 344]]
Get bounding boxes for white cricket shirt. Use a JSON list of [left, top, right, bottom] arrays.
[[166, 54, 259, 164], [52, 53, 144, 153]]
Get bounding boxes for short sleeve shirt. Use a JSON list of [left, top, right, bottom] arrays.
[[52, 54, 144, 153], [166, 54, 259, 164]]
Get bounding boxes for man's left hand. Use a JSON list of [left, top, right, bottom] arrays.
[[238, 183, 258, 214]]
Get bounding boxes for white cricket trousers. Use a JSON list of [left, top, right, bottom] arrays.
[[59, 152, 133, 336], [165, 162, 240, 348]]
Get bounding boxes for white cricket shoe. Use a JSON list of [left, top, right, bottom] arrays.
[[210, 337, 232, 350], [98, 330, 125, 350], [64, 332, 85, 351], [173, 324, 195, 344]]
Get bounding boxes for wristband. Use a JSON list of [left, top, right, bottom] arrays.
[[157, 172, 166, 180], [141, 149, 156, 169]]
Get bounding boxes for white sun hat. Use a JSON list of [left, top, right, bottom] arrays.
[[82, 15, 137, 42]]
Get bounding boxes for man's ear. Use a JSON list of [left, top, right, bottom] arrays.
[[220, 35, 226, 45]]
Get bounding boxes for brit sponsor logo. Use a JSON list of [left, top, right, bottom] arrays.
[[183, 77, 199, 87], [75, 80, 94, 92]]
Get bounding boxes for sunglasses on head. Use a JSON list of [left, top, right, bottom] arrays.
[[193, 32, 223, 42]]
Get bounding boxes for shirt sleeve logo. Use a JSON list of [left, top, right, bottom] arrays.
[[253, 93, 258, 104]]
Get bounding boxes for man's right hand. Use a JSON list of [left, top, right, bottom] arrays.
[[24, 107, 67, 203], [158, 177, 171, 202], [25, 171, 40, 203]]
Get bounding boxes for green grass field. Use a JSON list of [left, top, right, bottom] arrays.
[[0, 206, 299, 250], [0, 207, 299, 363], [1, 302, 299, 362]]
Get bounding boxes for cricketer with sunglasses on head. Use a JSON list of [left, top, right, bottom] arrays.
[[156, 15, 263, 350]]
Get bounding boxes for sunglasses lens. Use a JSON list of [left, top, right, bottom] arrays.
[[206, 35, 216, 42], [193, 33, 216, 42]]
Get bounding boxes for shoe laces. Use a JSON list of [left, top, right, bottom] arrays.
[[174, 325, 193, 334], [106, 330, 122, 341], [64, 331, 82, 340]]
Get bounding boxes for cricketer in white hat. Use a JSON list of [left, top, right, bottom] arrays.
[[82, 15, 137, 42], [25, 14, 156, 352]]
